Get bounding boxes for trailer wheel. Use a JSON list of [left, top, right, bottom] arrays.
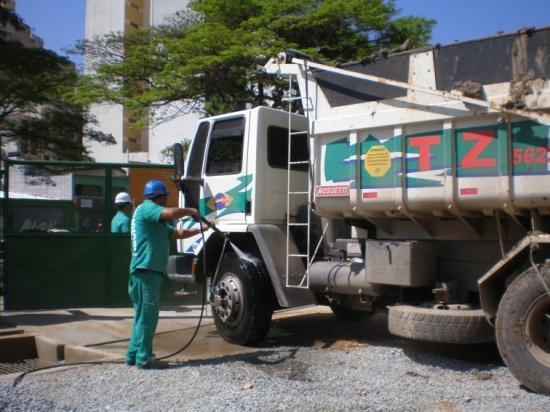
[[330, 305, 373, 321], [496, 263, 550, 395], [211, 253, 273, 345], [388, 306, 494, 344]]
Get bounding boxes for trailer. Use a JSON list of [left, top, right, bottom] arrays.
[[168, 27, 550, 394]]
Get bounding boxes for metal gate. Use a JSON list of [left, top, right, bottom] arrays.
[[2, 159, 200, 309]]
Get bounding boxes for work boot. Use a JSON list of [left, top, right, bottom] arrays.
[[137, 359, 170, 370]]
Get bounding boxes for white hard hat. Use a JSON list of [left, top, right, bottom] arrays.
[[114, 192, 132, 205]]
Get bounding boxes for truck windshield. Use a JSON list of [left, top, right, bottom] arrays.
[[187, 122, 210, 178]]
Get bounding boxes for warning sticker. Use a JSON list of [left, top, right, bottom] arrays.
[[364, 145, 391, 177]]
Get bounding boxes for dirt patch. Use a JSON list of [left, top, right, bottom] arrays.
[[429, 399, 461, 412], [454, 80, 484, 99], [405, 369, 429, 379], [473, 371, 493, 381], [505, 74, 546, 109], [256, 357, 311, 382], [507, 31, 547, 109], [327, 339, 367, 352]]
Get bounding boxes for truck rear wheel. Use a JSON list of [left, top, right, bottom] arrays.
[[211, 253, 273, 345], [388, 306, 494, 344], [496, 263, 550, 395]]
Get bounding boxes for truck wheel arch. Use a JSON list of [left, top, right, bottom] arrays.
[[478, 234, 550, 320], [200, 227, 315, 309], [495, 263, 550, 395]]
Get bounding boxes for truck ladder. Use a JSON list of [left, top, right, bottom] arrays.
[[285, 73, 312, 289]]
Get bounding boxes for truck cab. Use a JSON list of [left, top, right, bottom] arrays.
[[177, 106, 308, 251]]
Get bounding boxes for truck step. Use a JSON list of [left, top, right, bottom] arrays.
[[174, 289, 198, 297]]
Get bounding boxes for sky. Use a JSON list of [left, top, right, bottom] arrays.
[[12, 0, 550, 69]]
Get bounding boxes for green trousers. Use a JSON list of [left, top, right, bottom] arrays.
[[126, 270, 163, 366]]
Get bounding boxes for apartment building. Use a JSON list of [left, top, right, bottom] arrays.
[[0, 0, 43, 49], [85, 0, 199, 163]]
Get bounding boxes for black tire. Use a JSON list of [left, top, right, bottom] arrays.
[[330, 305, 373, 321], [388, 306, 494, 344], [211, 253, 273, 345], [496, 263, 550, 395]]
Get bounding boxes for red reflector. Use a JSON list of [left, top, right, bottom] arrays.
[[191, 258, 198, 274], [362, 192, 378, 199], [460, 188, 478, 195]]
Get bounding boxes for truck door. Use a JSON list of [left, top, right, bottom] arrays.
[[200, 114, 250, 224]]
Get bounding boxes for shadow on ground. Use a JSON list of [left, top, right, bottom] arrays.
[[262, 311, 502, 369], [151, 310, 502, 374]]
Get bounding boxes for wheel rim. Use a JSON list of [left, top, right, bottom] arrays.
[[525, 294, 550, 368], [212, 273, 243, 325]]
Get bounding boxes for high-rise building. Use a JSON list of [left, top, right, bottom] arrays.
[[0, 0, 43, 48], [0, 0, 15, 12], [85, 0, 199, 163]]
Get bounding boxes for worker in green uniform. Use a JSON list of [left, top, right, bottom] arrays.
[[111, 192, 133, 233], [126, 179, 205, 369]]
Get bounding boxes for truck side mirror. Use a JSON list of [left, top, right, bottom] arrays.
[[173, 143, 185, 179]]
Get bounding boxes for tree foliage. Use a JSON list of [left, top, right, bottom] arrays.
[[0, 6, 115, 160], [0, 39, 73, 125], [76, 0, 434, 121]]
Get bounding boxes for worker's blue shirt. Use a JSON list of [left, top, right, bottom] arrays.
[[111, 210, 130, 233], [130, 199, 175, 274]]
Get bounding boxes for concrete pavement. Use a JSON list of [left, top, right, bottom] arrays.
[[0, 298, 502, 377], [0, 299, 336, 363]]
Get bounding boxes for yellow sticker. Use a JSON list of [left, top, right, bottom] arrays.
[[364, 145, 391, 177]]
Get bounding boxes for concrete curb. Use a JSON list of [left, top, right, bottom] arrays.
[[34, 335, 65, 362], [64, 345, 120, 363], [0, 333, 119, 364]]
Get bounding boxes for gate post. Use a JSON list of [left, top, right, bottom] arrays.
[[2, 158, 8, 307], [105, 165, 112, 305]]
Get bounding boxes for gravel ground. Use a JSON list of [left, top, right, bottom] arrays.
[[1, 343, 548, 411]]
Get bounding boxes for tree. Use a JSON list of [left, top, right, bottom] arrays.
[[0, 6, 115, 160], [5, 101, 116, 161], [76, 0, 434, 121], [159, 139, 192, 164]]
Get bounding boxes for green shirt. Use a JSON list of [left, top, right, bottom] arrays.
[[130, 199, 175, 274], [111, 210, 130, 233]]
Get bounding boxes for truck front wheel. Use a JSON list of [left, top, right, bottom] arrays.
[[211, 253, 273, 345], [496, 263, 550, 395]]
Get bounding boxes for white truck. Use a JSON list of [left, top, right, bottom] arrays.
[[168, 27, 550, 394]]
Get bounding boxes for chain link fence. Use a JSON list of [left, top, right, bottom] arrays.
[[4, 160, 179, 234]]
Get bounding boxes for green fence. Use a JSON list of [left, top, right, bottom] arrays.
[[2, 159, 200, 310]]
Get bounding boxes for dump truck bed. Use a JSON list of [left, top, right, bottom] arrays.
[[267, 27, 550, 221]]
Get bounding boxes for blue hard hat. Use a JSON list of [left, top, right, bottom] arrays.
[[143, 179, 169, 198]]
